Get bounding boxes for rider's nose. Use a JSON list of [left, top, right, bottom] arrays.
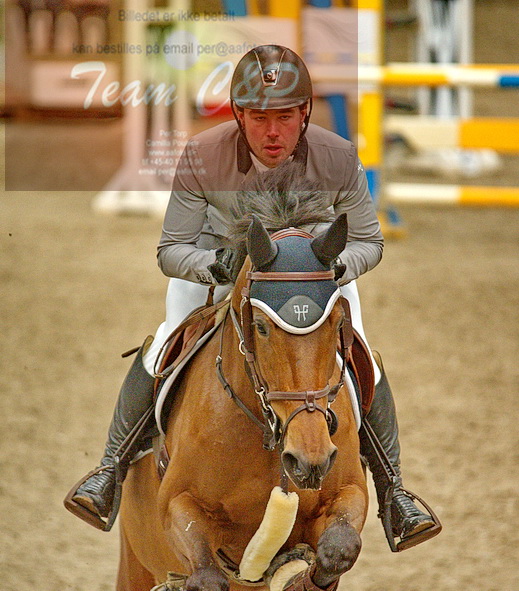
[[266, 122, 279, 138]]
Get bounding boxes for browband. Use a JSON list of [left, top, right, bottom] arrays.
[[270, 228, 314, 241], [247, 270, 335, 282]]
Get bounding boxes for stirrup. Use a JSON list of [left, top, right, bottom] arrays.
[[64, 402, 156, 531], [63, 457, 125, 532], [381, 478, 442, 552]]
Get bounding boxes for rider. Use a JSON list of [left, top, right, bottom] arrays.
[[69, 45, 438, 550]]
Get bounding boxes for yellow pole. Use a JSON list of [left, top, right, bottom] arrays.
[[268, 0, 300, 20]]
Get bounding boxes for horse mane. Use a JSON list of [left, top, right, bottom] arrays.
[[228, 161, 333, 273]]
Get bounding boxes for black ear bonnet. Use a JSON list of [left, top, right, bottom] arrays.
[[248, 235, 341, 333], [246, 214, 348, 333]]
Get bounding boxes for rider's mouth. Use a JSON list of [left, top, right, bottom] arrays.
[[263, 145, 283, 156]]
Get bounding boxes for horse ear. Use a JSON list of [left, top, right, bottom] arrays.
[[311, 213, 348, 266], [247, 215, 278, 269]]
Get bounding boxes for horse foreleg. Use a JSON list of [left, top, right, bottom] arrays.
[[311, 516, 362, 589], [307, 484, 367, 589], [117, 521, 157, 591], [160, 492, 229, 591]]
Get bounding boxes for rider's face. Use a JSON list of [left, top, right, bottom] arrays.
[[237, 106, 307, 168]]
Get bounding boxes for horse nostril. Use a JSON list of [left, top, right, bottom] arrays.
[[282, 451, 308, 480], [282, 448, 338, 490]]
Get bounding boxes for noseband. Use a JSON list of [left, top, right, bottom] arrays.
[[216, 229, 354, 451]]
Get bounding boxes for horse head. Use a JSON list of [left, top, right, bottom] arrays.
[[232, 214, 350, 490]]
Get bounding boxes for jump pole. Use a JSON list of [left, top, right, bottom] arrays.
[[384, 115, 519, 154], [312, 63, 519, 87], [385, 183, 519, 208], [310, 3, 519, 215], [313, 63, 519, 210]]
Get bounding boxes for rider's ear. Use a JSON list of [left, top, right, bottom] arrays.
[[247, 215, 278, 269], [235, 106, 245, 126], [311, 213, 348, 266]]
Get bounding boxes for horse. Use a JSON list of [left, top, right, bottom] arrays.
[[117, 173, 369, 591]]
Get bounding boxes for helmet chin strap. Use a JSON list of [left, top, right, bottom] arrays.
[[231, 101, 255, 155], [231, 99, 313, 162], [293, 98, 313, 154]]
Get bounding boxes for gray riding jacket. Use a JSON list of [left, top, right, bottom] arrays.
[[157, 121, 383, 285]]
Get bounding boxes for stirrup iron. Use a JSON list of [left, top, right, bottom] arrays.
[[384, 486, 442, 552], [64, 403, 156, 531], [63, 461, 121, 532]]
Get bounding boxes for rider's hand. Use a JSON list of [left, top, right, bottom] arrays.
[[333, 258, 347, 282], [208, 248, 237, 285]]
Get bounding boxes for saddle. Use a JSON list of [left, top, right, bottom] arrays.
[[152, 292, 230, 401]]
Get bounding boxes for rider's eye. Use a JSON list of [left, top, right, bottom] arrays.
[[253, 320, 269, 337]]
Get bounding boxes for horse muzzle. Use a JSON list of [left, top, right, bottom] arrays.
[[282, 446, 338, 490]]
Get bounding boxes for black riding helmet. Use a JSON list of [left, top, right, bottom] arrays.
[[230, 45, 313, 149]]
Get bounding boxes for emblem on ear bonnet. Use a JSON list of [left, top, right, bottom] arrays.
[[247, 215, 348, 332]]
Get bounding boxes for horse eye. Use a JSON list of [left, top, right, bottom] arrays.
[[253, 320, 269, 336]]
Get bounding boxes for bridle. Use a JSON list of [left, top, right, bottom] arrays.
[[216, 229, 354, 452]]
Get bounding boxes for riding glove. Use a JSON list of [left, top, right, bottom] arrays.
[[333, 258, 347, 282], [208, 248, 237, 285]]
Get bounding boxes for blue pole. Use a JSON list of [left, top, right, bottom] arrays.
[[220, 0, 247, 17]]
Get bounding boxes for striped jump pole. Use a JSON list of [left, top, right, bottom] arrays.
[[311, 63, 519, 88], [385, 183, 519, 208], [311, 63, 519, 214], [361, 63, 519, 87], [384, 115, 519, 154]]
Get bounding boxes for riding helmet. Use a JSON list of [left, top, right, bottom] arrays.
[[230, 45, 313, 111]]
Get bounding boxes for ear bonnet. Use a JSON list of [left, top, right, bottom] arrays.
[[247, 215, 347, 334]]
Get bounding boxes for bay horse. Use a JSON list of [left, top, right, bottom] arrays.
[[117, 181, 369, 591]]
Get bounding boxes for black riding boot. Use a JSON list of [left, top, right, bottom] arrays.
[[70, 337, 157, 525], [360, 353, 437, 550]]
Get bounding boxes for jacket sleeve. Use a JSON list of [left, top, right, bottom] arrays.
[[333, 150, 384, 284], [157, 140, 218, 285]]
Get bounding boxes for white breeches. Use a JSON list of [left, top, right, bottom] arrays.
[[143, 278, 381, 384]]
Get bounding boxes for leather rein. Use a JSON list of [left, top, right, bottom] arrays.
[[216, 230, 354, 452]]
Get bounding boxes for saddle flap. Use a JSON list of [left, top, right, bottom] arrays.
[[349, 330, 375, 415], [154, 301, 229, 437]]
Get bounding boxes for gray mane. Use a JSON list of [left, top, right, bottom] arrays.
[[228, 161, 333, 270]]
